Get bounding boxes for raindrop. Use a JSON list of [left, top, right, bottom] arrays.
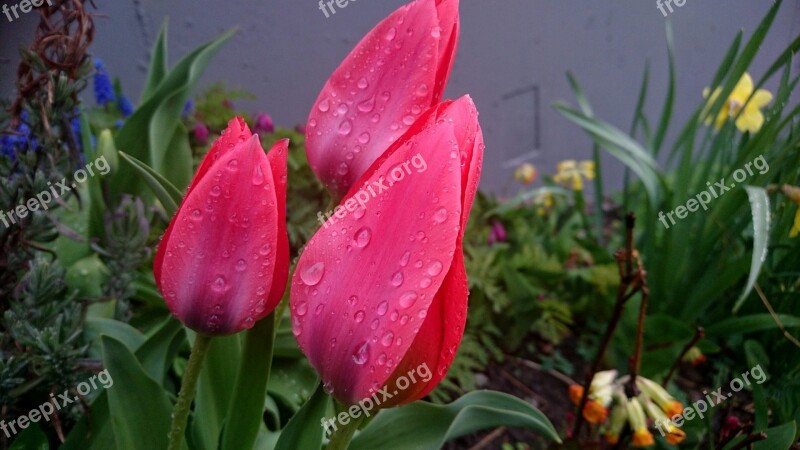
[[318, 98, 330, 112], [260, 244, 272, 256], [399, 291, 418, 309], [352, 341, 370, 365], [337, 162, 350, 175], [433, 207, 448, 224], [357, 78, 369, 89], [427, 261, 443, 276], [431, 26, 442, 38], [338, 120, 353, 136], [211, 276, 228, 293], [354, 310, 366, 323], [358, 96, 376, 113], [301, 262, 325, 286], [381, 331, 394, 347], [337, 103, 349, 115], [419, 277, 432, 288], [323, 380, 334, 394], [358, 132, 371, 144], [354, 227, 372, 247], [402, 115, 415, 126], [252, 164, 265, 186], [235, 259, 247, 272], [296, 301, 308, 316], [377, 301, 388, 316], [384, 27, 397, 40], [400, 251, 411, 267], [315, 304, 325, 316], [227, 159, 239, 170], [348, 295, 359, 306], [391, 271, 404, 287]]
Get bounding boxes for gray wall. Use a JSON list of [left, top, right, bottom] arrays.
[[2, 1, 798, 195]]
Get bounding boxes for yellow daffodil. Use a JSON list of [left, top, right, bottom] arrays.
[[703, 72, 773, 133], [782, 185, 800, 238], [553, 160, 595, 191], [514, 163, 538, 185]]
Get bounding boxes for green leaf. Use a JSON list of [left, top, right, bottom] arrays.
[[118, 151, 183, 216], [705, 314, 800, 337], [141, 21, 169, 103], [744, 340, 769, 431], [191, 334, 242, 450], [733, 186, 770, 313], [101, 335, 173, 450], [554, 103, 662, 207], [221, 315, 276, 450], [9, 424, 49, 450], [274, 381, 330, 450], [350, 390, 560, 450], [752, 421, 797, 450], [653, 22, 675, 154], [84, 318, 145, 358], [161, 123, 193, 192]]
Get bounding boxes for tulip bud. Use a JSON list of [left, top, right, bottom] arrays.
[[194, 122, 210, 145], [154, 117, 289, 335], [254, 113, 275, 135], [305, 0, 460, 200]]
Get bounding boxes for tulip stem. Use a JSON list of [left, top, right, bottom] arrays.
[[168, 333, 213, 450], [326, 410, 364, 450]]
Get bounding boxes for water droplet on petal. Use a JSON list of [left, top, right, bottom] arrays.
[[431, 26, 442, 38], [384, 27, 397, 40], [400, 251, 411, 267], [358, 132, 371, 144], [252, 164, 265, 186], [318, 98, 330, 112], [427, 260, 443, 276], [338, 119, 353, 135], [211, 276, 228, 293], [391, 271, 404, 287], [296, 301, 308, 316], [419, 277, 432, 288], [354, 310, 365, 323], [399, 291, 418, 309], [377, 301, 388, 316], [381, 331, 394, 347], [354, 227, 372, 247], [235, 259, 247, 272], [357, 78, 369, 89], [323, 380, 334, 394], [352, 341, 369, 365], [301, 262, 325, 286], [433, 207, 448, 224]]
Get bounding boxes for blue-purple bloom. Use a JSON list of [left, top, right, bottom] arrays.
[[118, 95, 134, 117], [1, 111, 34, 159], [253, 112, 275, 135], [93, 59, 116, 106], [182, 100, 194, 118]]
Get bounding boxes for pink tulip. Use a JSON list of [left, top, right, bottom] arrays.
[[305, 0, 460, 200], [154, 117, 290, 335], [291, 96, 483, 406]]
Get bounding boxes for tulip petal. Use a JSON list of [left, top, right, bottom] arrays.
[[306, 0, 460, 199], [156, 135, 280, 335], [265, 139, 290, 313], [292, 96, 483, 405]]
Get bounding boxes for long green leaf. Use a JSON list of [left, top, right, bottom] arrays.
[[118, 151, 183, 216], [733, 186, 770, 312], [101, 335, 173, 450], [350, 390, 560, 450], [705, 314, 800, 337], [220, 315, 276, 450], [141, 22, 169, 103], [274, 382, 331, 450]]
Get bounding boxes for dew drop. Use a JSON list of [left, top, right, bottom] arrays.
[[352, 341, 370, 365], [377, 301, 388, 316], [358, 132, 371, 144], [354, 227, 372, 247], [296, 301, 308, 316], [354, 310, 365, 323], [399, 291, 418, 309], [419, 277, 432, 288], [391, 271, 404, 287], [318, 98, 330, 112], [235, 259, 247, 272], [427, 260, 443, 276], [301, 262, 325, 286], [211, 276, 228, 293], [252, 164, 265, 186], [400, 251, 411, 267], [357, 78, 369, 89], [348, 295, 359, 306], [337, 103, 349, 115], [384, 27, 397, 40], [337, 162, 350, 175], [381, 331, 394, 347], [338, 119, 353, 136]]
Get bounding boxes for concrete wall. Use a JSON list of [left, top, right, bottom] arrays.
[[1, 1, 798, 194]]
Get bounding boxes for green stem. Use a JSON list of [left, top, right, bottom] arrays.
[[168, 333, 213, 450], [326, 412, 364, 450]]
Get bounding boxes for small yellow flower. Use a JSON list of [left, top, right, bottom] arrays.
[[644, 397, 687, 445], [703, 72, 773, 133], [782, 185, 800, 238], [514, 163, 538, 185], [553, 160, 595, 191], [627, 398, 655, 447], [637, 377, 683, 417], [682, 346, 706, 366]]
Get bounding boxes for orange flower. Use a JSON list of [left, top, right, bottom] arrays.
[[605, 433, 620, 445], [583, 400, 609, 424], [665, 400, 684, 418], [632, 428, 655, 447], [569, 385, 584, 406], [665, 427, 687, 445]]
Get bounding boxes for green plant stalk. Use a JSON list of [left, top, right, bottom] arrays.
[[168, 333, 213, 450], [220, 313, 276, 450], [326, 412, 365, 450]]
